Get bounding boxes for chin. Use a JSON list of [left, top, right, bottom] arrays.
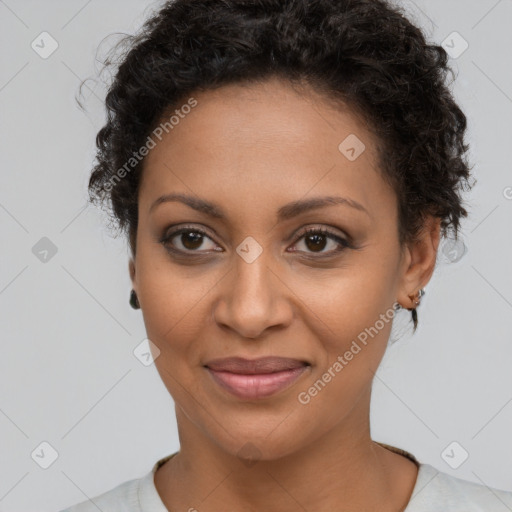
[[201, 413, 317, 463]]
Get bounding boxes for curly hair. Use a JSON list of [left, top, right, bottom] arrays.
[[85, 0, 474, 329]]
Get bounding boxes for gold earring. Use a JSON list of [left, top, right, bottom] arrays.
[[407, 288, 425, 309]]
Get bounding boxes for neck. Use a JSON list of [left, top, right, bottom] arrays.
[[155, 391, 419, 512]]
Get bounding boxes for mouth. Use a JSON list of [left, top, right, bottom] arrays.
[[204, 356, 311, 400]]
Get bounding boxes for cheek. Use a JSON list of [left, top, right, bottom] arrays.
[[293, 244, 399, 397], [296, 240, 399, 347], [295, 299, 394, 427], [134, 239, 212, 360]]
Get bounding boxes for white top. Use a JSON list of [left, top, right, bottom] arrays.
[[58, 445, 512, 511]]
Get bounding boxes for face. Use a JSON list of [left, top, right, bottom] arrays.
[[130, 76, 435, 461]]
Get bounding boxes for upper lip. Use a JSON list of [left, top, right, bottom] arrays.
[[204, 356, 309, 374]]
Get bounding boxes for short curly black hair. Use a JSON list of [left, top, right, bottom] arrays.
[[86, 0, 474, 328]]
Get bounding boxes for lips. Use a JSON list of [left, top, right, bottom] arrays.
[[205, 356, 308, 374], [204, 356, 310, 399]]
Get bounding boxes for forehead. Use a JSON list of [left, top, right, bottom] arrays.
[[139, 76, 395, 224]]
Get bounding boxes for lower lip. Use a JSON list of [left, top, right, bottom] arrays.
[[206, 366, 309, 400]]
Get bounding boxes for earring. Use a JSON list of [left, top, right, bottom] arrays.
[[407, 288, 425, 308], [394, 289, 425, 311], [129, 289, 140, 309], [406, 288, 425, 331]]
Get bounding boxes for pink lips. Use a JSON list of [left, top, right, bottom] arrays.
[[205, 356, 310, 400]]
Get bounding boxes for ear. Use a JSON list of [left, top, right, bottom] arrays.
[[396, 216, 441, 309]]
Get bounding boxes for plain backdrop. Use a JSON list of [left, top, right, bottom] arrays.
[[0, 0, 511, 510]]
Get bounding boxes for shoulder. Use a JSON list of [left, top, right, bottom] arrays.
[[57, 476, 141, 512], [57, 454, 175, 512], [376, 443, 512, 511], [407, 462, 512, 511]]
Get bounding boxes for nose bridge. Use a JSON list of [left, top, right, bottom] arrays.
[[233, 237, 272, 298], [213, 234, 291, 337], [232, 235, 276, 308]]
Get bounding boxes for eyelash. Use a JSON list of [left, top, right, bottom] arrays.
[[159, 225, 352, 258]]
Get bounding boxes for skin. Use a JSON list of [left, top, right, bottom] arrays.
[[129, 76, 441, 512]]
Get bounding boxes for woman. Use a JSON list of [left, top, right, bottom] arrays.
[[60, 0, 512, 510]]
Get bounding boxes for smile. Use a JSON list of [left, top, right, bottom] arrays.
[[205, 365, 310, 400]]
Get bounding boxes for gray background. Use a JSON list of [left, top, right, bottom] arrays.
[[0, 0, 511, 510]]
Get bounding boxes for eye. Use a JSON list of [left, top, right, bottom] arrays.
[[160, 225, 351, 257], [160, 226, 221, 254], [289, 227, 351, 256]]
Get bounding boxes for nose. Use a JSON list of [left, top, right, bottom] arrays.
[[212, 249, 294, 339]]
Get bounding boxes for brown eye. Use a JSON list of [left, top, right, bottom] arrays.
[[161, 227, 219, 253], [290, 227, 350, 255], [179, 231, 205, 250], [303, 232, 329, 252]]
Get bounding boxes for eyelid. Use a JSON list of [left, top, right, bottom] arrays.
[[294, 225, 349, 243]]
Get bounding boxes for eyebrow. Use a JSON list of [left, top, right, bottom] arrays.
[[149, 192, 369, 221]]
